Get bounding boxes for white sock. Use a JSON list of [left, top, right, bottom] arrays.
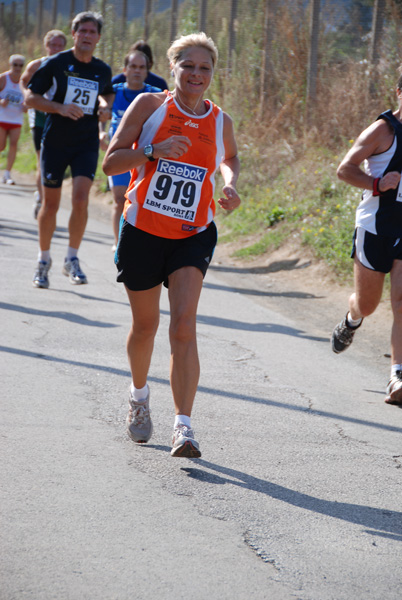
[[174, 414, 191, 428], [38, 250, 51, 263], [66, 247, 79, 260], [131, 382, 148, 402], [347, 312, 362, 328], [391, 364, 402, 377], [4, 170, 10, 178]]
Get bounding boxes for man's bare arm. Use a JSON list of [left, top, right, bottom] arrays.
[[337, 119, 400, 192]]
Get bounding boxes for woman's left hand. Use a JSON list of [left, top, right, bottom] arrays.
[[218, 184, 241, 211]]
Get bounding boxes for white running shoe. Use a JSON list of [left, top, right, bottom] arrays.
[[126, 387, 153, 443], [2, 173, 14, 184], [171, 424, 201, 458], [385, 371, 402, 405], [33, 259, 52, 289], [62, 257, 88, 285]]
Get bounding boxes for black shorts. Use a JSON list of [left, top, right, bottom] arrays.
[[116, 220, 218, 291], [40, 142, 99, 188], [32, 126, 44, 152], [352, 227, 402, 273]]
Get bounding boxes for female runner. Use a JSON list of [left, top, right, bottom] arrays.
[[103, 32, 241, 458]]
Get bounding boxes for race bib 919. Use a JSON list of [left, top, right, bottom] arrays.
[[64, 76, 99, 115], [144, 159, 207, 222]]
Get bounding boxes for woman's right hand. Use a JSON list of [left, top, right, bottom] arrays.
[[153, 135, 192, 160]]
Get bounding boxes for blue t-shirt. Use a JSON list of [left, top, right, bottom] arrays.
[[112, 71, 168, 92], [109, 82, 161, 137]]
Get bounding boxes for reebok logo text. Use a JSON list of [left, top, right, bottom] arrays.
[[158, 160, 206, 182]]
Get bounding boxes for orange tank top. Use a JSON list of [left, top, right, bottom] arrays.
[[124, 93, 225, 239]]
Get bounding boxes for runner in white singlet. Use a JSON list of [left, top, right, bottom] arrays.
[[331, 75, 402, 406], [0, 55, 26, 185]]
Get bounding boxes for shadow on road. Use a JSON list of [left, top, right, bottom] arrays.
[[181, 460, 402, 540], [0, 301, 117, 328], [203, 280, 322, 300], [160, 308, 328, 342], [210, 258, 312, 274], [2, 345, 400, 433]]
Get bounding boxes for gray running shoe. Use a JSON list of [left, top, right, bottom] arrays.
[[33, 259, 52, 289], [331, 313, 362, 354], [385, 371, 402, 405], [63, 257, 88, 285], [171, 424, 201, 458], [126, 387, 153, 443]]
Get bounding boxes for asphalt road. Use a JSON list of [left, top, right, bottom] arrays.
[[1, 181, 402, 600]]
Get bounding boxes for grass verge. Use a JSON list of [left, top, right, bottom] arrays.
[[215, 141, 361, 282]]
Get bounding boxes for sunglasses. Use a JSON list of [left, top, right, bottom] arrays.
[[12, 63, 24, 67]]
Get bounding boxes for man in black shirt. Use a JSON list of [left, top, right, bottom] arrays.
[[26, 11, 114, 288]]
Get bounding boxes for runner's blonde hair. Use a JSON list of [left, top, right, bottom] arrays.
[[167, 32, 218, 69]]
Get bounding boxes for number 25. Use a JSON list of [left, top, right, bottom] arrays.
[[72, 89, 90, 106]]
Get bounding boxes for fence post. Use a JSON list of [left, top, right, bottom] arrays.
[[228, 0, 238, 71], [369, 0, 385, 95], [24, 0, 29, 37], [370, 0, 385, 65], [306, 0, 321, 124], [199, 0, 207, 33], [121, 0, 127, 45], [37, 0, 43, 38], [70, 0, 75, 22], [100, 0, 106, 60], [144, 0, 152, 41], [259, 0, 275, 120], [10, 1, 16, 50], [51, 0, 57, 25], [170, 0, 178, 43]]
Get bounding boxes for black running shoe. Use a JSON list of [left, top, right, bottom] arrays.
[[331, 313, 362, 354]]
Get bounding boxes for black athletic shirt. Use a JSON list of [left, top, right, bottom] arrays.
[[28, 49, 113, 147]]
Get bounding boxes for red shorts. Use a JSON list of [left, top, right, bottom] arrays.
[[0, 122, 22, 131]]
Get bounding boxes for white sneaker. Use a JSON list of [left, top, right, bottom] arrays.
[[62, 257, 88, 285], [171, 424, 201, 458], [33, 259, 52, 289], [126, 387, 153, 443], [385, 371, 402, 405], [2, 173, 14, 184]]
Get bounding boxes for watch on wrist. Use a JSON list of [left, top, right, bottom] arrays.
[[144, 144, 155, 161]]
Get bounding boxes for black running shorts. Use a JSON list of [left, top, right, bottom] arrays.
[[116, 220, 218, 291], [40, 142, 99, 188], [352, 227, 402, 273]]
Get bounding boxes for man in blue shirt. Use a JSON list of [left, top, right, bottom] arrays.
[[102, 50, 161, 247], [111, 40, 167, 92]]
